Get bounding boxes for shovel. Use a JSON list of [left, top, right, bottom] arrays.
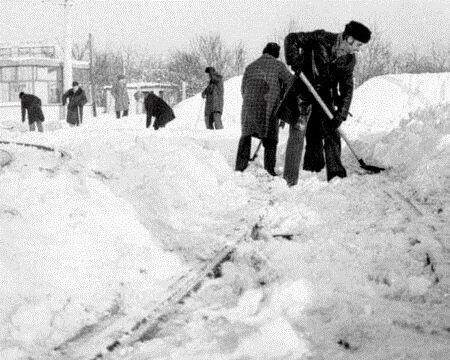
[[298, 72, 385, 173]]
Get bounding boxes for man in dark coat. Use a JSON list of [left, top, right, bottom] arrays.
[[62, 81, 88, 126], [19, 92, 45, 132], [280, 21, 371, 185], [235, 43, 292, 176], [144, 92, 175, 130], [201, 67, 224, 130]]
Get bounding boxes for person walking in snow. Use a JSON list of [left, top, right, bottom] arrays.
[[62, 81, 88, 127], [280, 21, 371, 185], [235, 42, 293, 176], [111, 75, 130, 119], [19, 92, 45, 132], [144, 92, 176, 130], [201, 67, 224, 129]]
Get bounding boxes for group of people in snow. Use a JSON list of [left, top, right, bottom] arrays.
[[20, 81, 88, 131], [235, 20, 371, 185], [19, 20, 371, 185]]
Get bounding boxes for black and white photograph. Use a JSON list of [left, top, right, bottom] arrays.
[[0, 0, 449, 359]]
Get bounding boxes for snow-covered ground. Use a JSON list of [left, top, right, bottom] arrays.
[[0, 72, 449, 360]]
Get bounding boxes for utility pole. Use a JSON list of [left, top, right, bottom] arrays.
[[88, 33, 97, 117], [63, 0, 74, 91], [42, 0, 74, 119]]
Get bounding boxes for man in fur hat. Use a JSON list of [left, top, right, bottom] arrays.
[[62, 81, 87, 126], [280, 21, 371, 186]]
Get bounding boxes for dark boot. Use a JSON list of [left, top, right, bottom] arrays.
[[235, 135, 251, 172]]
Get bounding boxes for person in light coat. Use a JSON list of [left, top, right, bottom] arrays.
[[111, 75, 129, 118]]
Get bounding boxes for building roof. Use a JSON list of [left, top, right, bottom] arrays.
[[103, 82, 178, 90], [0, 57, 89, 68]]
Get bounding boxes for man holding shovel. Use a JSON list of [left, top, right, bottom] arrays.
[[280, 21, 371, 185]]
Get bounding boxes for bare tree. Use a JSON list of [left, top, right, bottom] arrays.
[[353, 26, 393, 86]]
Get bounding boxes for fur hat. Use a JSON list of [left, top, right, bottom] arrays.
[[205, 66, 216, 74], [344, 21, 371, 43], [263, 42, 280, 58], [19, 92, 25, 98], [72, 81, 79, 87]]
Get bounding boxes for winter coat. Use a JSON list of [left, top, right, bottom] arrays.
[[21, 94, 44, 124], [280, 30, 355, 123], [202, 71, 224, 117], [62, 88, 88, 125], [241, 54, 292, 140], [144, 93, 175, 129], [111, 81, 130, 112]]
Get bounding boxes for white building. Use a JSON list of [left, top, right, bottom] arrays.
[[103, 82, 179, 115], [0, 41, 90, 121]]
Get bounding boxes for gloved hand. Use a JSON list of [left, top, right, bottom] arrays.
[[291, 55, 304, 75], [331, 113, 346, 130]]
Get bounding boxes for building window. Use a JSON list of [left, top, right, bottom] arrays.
[[36, 66, 58, 81], [34, 82, 49, 104], [0, 48, 12, 59], [49, 81, 61, 104], [10, 82, 32, 101], [17, 67, 33, 81], [18, 46, 56, 58], [0, 83, 8, 102], [2, 67, 16, 81]]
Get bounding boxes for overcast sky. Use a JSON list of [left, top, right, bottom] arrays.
[[0, 0, 449, 59]]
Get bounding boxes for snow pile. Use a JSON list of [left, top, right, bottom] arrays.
[[0, 169, 184, 355], [0, 71, 449, 359], [346, 72, 450, 139], [0, 116, 248, 357]]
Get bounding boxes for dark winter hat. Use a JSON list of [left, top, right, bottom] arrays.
[[344, 21, 371, 43], [263, 42, 281, 58], [72, 81, 79, 87], [19, 92, 25, 98], [205, 66, 216, 74]]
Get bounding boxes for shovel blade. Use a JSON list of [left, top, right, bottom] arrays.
[[358, 159, 385, 173]]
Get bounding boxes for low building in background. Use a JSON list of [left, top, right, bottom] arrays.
[[103, 82, 179, 115], [0, 41, 90, 121]]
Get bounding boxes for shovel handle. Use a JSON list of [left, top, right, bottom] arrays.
[[297, 72, 362, 162]]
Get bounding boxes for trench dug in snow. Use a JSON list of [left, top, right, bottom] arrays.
[[0, 72, 449, 360]]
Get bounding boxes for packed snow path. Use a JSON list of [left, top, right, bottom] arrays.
[[103, 162, 448, 360]]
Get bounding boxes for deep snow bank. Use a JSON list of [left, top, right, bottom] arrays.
[[0, 117, 248, 357], [345, 72, 450, 139], [0, 169, 184, 356]]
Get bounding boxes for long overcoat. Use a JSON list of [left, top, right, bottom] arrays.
[[202, 72, 224, 117], [144, 93, 175, 129], [111, 81, 130, 112], [21, 94, 45, 124], [279, 30, 355, 122], [241, 54, 292, 140], [62, 88, 88, 125]]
